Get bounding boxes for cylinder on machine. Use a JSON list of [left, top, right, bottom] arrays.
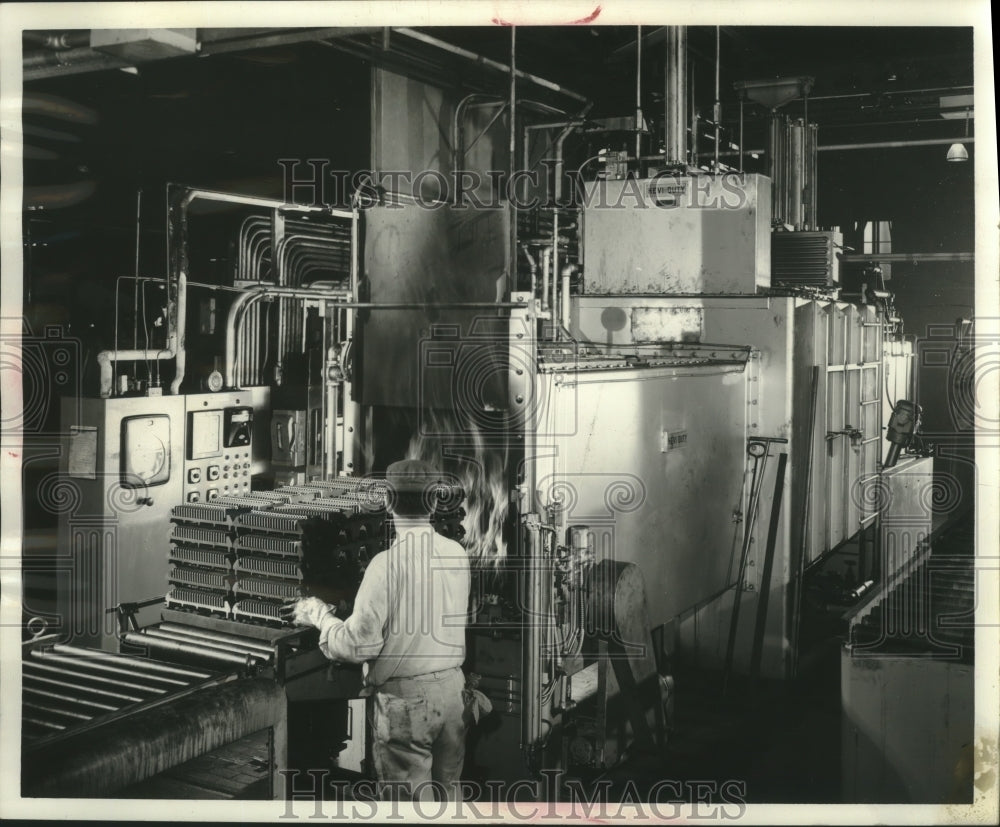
[[122, 632, 263, 668]]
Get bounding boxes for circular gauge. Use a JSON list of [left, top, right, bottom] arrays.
[[748, 441, 767, 458], [130, 432, 167, 482]]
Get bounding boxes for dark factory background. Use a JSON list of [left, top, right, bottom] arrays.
[[11, 19, 988, 812]]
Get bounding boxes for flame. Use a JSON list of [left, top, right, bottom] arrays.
[[406, 408, 509, 564]]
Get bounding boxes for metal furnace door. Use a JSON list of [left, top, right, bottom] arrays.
[[531, 364, 748, 634]]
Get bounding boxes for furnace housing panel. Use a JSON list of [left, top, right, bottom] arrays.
[[360, 203, 510, 409]]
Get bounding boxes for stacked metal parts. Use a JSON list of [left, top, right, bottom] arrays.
[[165, 480, 389, 627], [164, 477, 467, 628]]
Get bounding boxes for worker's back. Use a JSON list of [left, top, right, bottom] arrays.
[[368, 517, 470, 686]]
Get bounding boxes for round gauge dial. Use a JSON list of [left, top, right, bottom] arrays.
[[130, 434, 167, 482]]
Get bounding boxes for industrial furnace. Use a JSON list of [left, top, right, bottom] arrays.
[[28, 79, 925, 796], [37, 172, 916, 792]]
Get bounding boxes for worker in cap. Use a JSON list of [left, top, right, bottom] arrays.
[[286, 459, 471, 802]]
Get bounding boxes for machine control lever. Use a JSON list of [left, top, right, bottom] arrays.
[[826, 427, 862, 442]]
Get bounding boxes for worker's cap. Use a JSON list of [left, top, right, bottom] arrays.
[[385, 460, 447, 495], [385, 460, 465, 512]]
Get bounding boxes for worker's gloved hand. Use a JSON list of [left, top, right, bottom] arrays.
[[281, 596, 335, 629]]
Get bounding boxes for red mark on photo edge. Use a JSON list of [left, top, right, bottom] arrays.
[[571, 5, 602, 24], [492, 5, 602, 25]]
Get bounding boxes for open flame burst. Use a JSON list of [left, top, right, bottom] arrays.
[[406, 408, 509, 564]]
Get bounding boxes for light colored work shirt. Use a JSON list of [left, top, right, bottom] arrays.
[[316, 518, 471, 687]]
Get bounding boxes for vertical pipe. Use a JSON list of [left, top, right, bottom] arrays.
[[807, 122, 818, 231], [168, 188, 195, 395], [325, 326, 338, 479], [170, 268, 187, 394], [133, 189, 142, 351], [540, 246, 551, 313], [551, 211, 559, 327], [663, 27, 688, 166], [250, 303, 258, 385], [522, 520, 543, 754], [112, 280, 120, 395], [241, 308, 249, 388], [274, 210, 286, 385], [664, 36, 669, 162], [509, 26, 517, 295], [342, 211, 359, 475], [635, 25, 642, 161], [749, 451, 788, 682], [789, 121, 804, 230], [713, 26, 721, 172], [791, 366, 821, 677], [739, 99, 744, 172], [522, 125, 531, 207], [769, 114, 786, 226], [689, 57, 696, 167], [561, 269, 571, 332], [723, 448, 771, 691], [248, 306, 255, 386], [768, 116, 777, 222]]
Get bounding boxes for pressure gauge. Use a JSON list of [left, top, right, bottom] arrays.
[[130, 438, 167, 481], [121, 415, 171, 486]]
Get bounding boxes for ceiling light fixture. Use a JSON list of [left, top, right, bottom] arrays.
[[946, 107, 971, 162]]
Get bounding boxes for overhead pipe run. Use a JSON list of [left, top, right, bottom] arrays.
[[711, 136, 976, 158], [97, 186, 351, 398], [224, 285, 530, 390], [97, 348, 175, 399], [393, 27, 588, 104], [168, 188, 352, 395]]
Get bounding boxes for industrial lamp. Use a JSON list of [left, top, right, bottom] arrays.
[[947, 108, 971, 162], [947, 143, 969, 162]]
